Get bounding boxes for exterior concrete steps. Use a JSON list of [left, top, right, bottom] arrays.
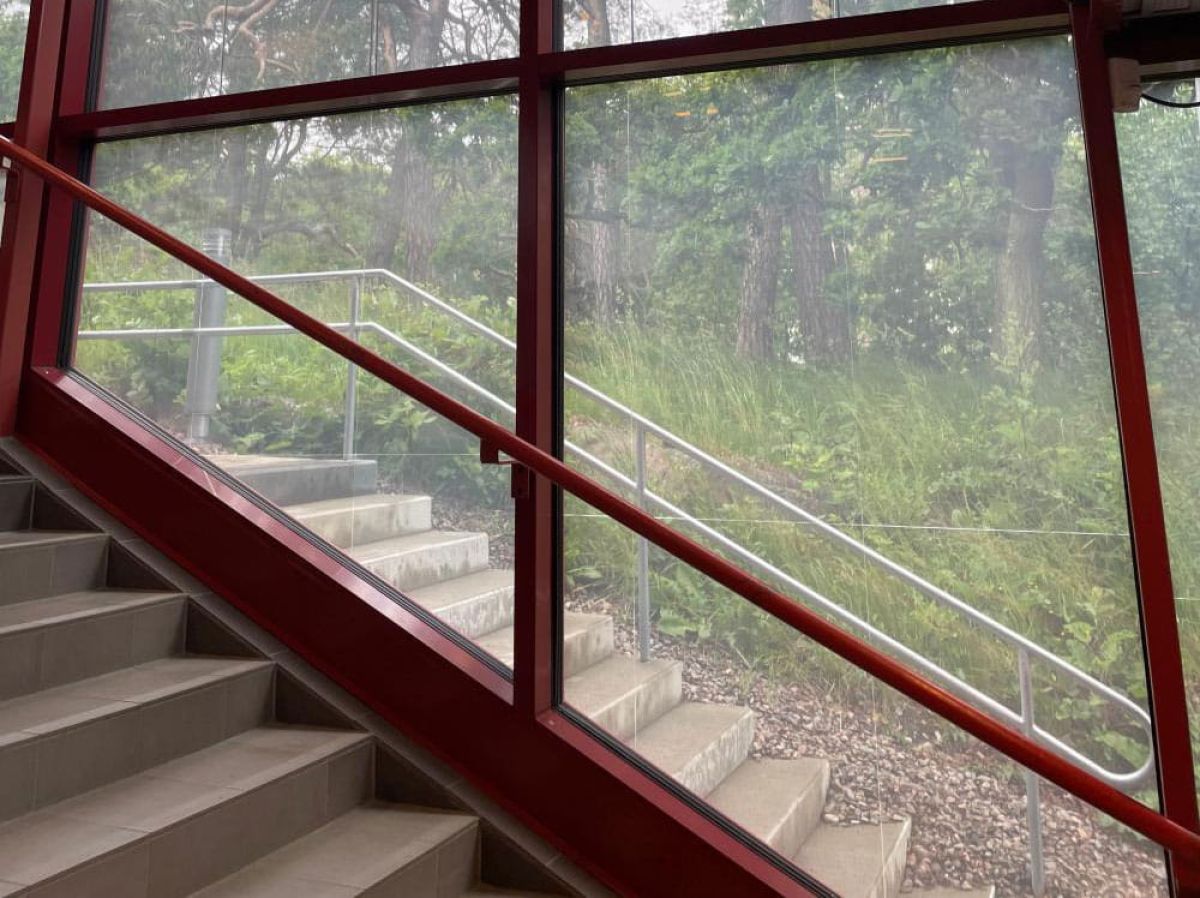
[[475, 613, 614, 678], [627, 702, 755, 798], [349, 530, 490, 592], [0, 656, 275, 821], [793, 819, 911, 898], [563, 655, 683, 741], [212, 456, 378, 506], [188, 802, 477, 897], [705, 758, 830, 858], [285, 494, 432, 550], [0, 726, 371, 897], [0, 590, 187, 700], [908, 889, 995, 898], [406, 569, 515, 639]]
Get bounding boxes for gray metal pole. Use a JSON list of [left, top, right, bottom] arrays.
[[635, 423, 651, 662], [1018, 648, 1046, 897], [343, 277, 361, 460], [184, 228, 231, 442]]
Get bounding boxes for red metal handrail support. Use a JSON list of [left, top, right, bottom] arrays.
[[2, 132, 1198, 862]]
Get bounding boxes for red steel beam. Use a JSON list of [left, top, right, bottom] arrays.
[[513, 0, 559, 716], [5, 134, 1200, 864], [58, 58, 522, 141], [1072, 6, 1200, 895]]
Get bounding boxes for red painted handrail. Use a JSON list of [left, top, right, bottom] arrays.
[[3, 134, 1198, 861]]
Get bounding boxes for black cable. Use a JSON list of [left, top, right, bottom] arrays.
[[1141, 92, 1200, 109]]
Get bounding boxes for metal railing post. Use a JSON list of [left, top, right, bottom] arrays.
[[184, 228, 231, 441], [343, 276, 361, 460], [1019, 648, 1045, 897], [635, 422, 651, 661]]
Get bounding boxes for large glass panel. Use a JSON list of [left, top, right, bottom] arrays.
[[562, 0, 981, 51], [73, 99, 518, 668], [562, 36, 1162, 894], [0, 0, 29, 121], [98, 0, 519, 109], [1117, 77, 1200, 802]]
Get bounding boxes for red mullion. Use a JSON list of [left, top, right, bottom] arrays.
[[513, 0, 558, 717], [26, 0, 99, 371], [1071, 6, 1200, 896], [0, 0, 73, 433], [58, 59, 522, 142], [545, 0, 1065, 82]]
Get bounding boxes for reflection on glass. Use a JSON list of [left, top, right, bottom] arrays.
[[1118, 78, 1200, 805], [72, 100, 518, 668], [562, 0, 980, 50], [562, 36, 1162, 895], [98, 0, 519, 109], [0, 0, 29, 121]]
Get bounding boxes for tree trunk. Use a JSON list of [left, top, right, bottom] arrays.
[[369, 0, 448, 280], [790, 165, 848, 362], [991, 148, 1055, 372], [736, 205, 784, 360]]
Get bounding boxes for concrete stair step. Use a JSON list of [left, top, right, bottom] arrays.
[[705, 757, 830, 858], [188, 802, 477, 898], [474, 613, 614, 677], [349, 531, 490, 593], [406, 570, 514, 639], [0, 531, 108, 605], [793, 819, 912, 898], [908, 889, 995, 898], [0, 590, 187, 700], [212, 456, 378, 506], [0, 725, 371, 896], [627, 702, 755, 798], [563, 655, 682, 741], [285, 494, 432, 550], [0, 656, 274, 821]]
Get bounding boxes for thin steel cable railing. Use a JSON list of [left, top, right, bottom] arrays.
[[79, 268, 1155, 795], [3, 135, 1195, 859]]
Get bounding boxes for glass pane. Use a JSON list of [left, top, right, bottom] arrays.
[[562, 0, 982, 51], [98, 0, 519, 109], [562, 35, 1163, 890], [1117, 78, 1200, 803], [73, 99, 517, 668], [0, 0, 29, 121], [563, 494, 1169, 897]]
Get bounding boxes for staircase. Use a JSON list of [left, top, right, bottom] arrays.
[[221, 454, 995, 898], [0, 451, 574, 898]]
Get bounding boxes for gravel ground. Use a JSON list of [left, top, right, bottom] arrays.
[[568, 593, 1168, 898]]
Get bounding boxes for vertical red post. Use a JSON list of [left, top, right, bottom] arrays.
[[0, 0, 71, 432], [1070, 6, 1200, 896], [513, 0, 558, 715]]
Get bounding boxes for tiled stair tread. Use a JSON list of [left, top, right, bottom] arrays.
[[705, 757, 829, 853], [347, 530, 487, 563], [0, 726, 369, 889], [474, 612, 612, 671], [0, 530, 103, 549], [189, 803, 476, 897], [0, 589, 184, 634], [407, 569, 514, 612], [626, 702, 753, 786], [0, 656, 271, 738], [793, 820, 911, 898], [562, 655, 680, 719]]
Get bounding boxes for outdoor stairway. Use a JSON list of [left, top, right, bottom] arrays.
[[229, 455, 997, 898], [0, 454, 567, 898]]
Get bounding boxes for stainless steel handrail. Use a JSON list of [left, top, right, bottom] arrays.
[[78, 270, 1156, 802]]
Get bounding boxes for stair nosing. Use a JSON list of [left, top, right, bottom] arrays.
[[0, 589, 187, 637]]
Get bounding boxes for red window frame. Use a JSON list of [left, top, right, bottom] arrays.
[[3, 0, 1200, 894]]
